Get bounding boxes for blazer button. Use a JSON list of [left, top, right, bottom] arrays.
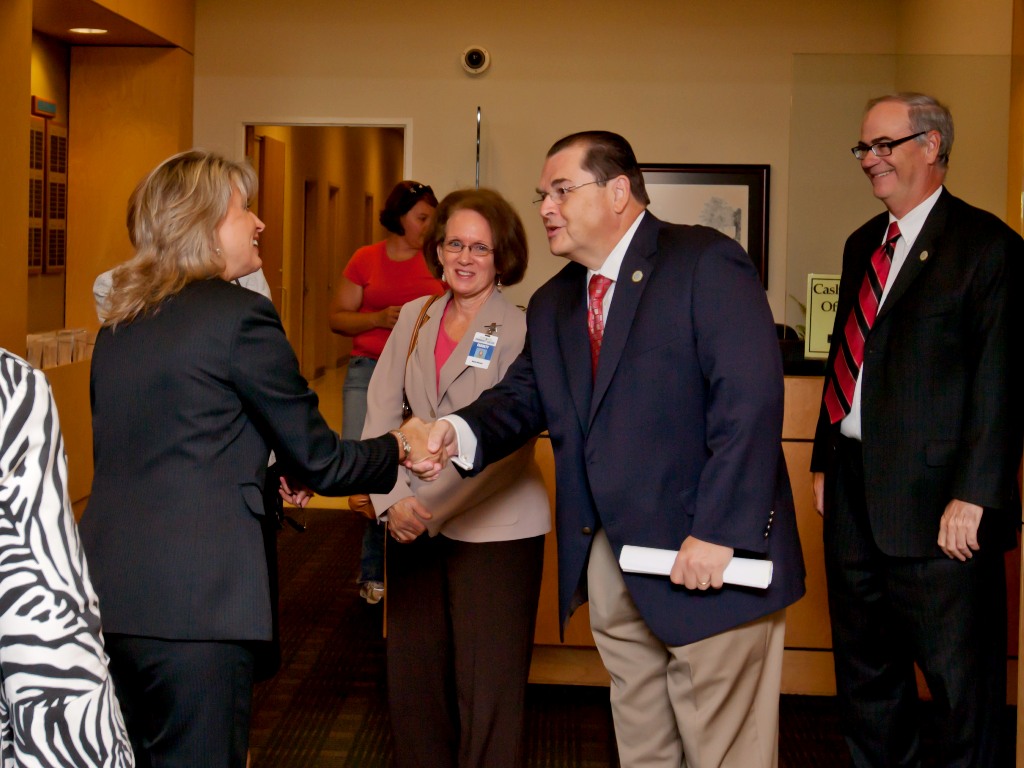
[[581, 526, 593, 535], [429, 408, 436, 418]]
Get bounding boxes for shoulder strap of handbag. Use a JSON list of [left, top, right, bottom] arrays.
[[405, 293, 440, 365], [401, 294, 441, 418]]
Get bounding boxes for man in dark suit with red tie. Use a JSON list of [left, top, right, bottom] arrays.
[[811, 93, 1024, 767], [425, 131, 805, 767]]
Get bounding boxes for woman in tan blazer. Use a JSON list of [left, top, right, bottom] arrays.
[[362, 188, 549, 768]]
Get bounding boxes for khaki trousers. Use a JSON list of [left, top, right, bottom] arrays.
[[588, 529, 785, 768]]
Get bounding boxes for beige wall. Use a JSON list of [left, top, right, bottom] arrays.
[[897, 0, 1012, 54], [786, 53, 1011, 329], [194, 0, 1015, 322]]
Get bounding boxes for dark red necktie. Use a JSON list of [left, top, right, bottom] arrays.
[[823, 221, 900, 423], [588, 274, 613, 377]]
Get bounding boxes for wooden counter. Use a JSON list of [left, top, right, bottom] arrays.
[[45, 360, 93, 520], [44, 360, 1020, 701], [529, 376, 1021, 703]]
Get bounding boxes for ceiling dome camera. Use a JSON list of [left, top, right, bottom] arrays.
[[461, 46, 491, 75]]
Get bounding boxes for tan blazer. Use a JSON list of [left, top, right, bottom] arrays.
[[363, 290, 550, 542]]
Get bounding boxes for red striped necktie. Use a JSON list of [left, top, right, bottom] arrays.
[[588, 274, 613, 378], [823, 221, 901, 423]]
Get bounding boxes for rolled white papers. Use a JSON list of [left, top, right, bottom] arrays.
[[619, 545, 773, 589]]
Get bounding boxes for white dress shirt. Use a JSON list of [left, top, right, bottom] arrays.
[[840, 185, 943, 440], [444, 211, 647, 468]]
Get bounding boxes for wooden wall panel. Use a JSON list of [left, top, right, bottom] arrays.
[[532, 436, 595, 648], [94, 0, 195, 52], [531, 377, 841, 690], [0, 0, 31, 354], [55, 45, 193, 508], [255, 135, 286, 314], [781, 441, 831, 651], [65, 46, 193, 332], [528, 375, 1020, 698], [780, 377, 835, 694], [46, 360, 93, 507]]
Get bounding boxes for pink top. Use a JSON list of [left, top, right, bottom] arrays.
[[433, 301, 459, 392], [343, 240, 445, 360]]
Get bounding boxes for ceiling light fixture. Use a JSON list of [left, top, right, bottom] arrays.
[[68, 28, 108, 34]]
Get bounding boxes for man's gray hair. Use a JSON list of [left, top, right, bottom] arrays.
[[866, 92, 954, 168]]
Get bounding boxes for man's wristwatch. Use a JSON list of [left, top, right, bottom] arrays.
[[392, 429, 412, 461]]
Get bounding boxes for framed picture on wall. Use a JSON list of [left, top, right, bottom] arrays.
[[640, 163, 770, 287]]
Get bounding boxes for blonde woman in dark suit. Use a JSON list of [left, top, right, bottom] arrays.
[[80, 150, 435, 768], [362, 189, 549, 768]]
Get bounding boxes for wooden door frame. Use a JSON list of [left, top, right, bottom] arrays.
[[236, 117, 412, 370]]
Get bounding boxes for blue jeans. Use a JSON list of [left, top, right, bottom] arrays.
[[343, 357, 384, 584]]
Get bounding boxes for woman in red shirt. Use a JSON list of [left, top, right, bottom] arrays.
[[329, 181, 444, 603]]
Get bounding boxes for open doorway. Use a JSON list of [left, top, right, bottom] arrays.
[[245, 125, 405, 380]]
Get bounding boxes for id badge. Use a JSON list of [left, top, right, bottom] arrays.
[[465, 332, 498, 369]]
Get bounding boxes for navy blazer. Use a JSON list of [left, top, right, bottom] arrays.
[[82, 279, 398, 642], [455, 213, 805, 647], [811, 189, 1024, 556]]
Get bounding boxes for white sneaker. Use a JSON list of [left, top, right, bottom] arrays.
[[359, 581, 385, 605]]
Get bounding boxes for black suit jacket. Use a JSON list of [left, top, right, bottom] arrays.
[[811, 189, 1024, 556], [454, 213, 805, 647], [81, 279, 398, 641]]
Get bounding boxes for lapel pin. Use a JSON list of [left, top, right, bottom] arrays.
[[483, 323, 501, 335], [632, 270, 643, 283], [919, 250, 929, 262]]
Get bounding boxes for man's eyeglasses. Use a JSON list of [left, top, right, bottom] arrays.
[[443, 239, 493, 257], [851, 131, 927, 160], [532, 180, 603, 205]]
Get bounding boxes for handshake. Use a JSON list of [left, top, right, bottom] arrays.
[[279, 417, 460, 508], [395, 416, 458, 479]]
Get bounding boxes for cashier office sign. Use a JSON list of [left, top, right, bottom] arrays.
[[804, 274, 840, 361]]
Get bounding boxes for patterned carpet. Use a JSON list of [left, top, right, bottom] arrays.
[[248, 507, 1014, 767], [249, 506, 620, 767]]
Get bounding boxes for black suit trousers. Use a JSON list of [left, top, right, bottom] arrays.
[[824, 437, 1007, 768], [106, 634, 255, 768]]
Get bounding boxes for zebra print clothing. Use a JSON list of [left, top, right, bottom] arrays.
[[0, 350, 133, 767]]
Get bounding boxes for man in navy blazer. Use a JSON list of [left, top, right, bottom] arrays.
[[427, 131, 805, 767], [811, 94, 1024, 766]]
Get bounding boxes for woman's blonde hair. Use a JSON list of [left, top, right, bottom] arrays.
[[103, 149, 258, 327]]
